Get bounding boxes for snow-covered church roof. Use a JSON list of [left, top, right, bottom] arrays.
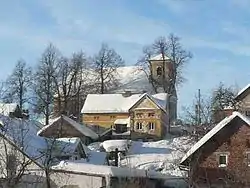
[[81, 93, 167, 114], [111, 66, 155, 94]]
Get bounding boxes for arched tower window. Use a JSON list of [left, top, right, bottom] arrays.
[[156, 66, 162, 76]]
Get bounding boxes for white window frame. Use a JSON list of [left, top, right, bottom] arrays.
[[136, 122, 143, 130], [246, 151, 250, 167], [148, 122, 155, 130], [218, 153, 228, 167]]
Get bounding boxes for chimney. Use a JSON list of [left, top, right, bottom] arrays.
[[122, 90, 132, 97]]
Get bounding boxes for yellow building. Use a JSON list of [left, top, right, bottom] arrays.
[[81, 92, 169, 140]]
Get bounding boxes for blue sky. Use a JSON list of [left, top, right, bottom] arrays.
[[0, 0, 250, 114]]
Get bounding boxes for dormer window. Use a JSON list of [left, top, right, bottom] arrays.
[[156, 66, 162, 76]]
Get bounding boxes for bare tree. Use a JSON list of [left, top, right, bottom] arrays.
[[33, 43, 60, 125], [182, 91, 213, 139], [137, 34, 192, 94], [0, 117, 44, 188], [211, 82, 237, 123], [53, 51, 89, 119], [137, 46, 159, 93], [4, 60, 32, 110], [92, 43, 125, 94]]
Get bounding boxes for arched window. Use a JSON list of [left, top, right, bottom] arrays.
[[156, 66, 162, 76]]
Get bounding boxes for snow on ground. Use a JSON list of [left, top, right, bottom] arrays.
[[102, 139, 131, 152], [88, 136, 193, 177], [88, 142, 102, 151]]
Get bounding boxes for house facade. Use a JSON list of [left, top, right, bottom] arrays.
[[180, 112, 250, 187], [81, 93, 169, 140]]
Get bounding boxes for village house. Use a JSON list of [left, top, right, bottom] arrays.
[[81, 92, 169, 140], [180, 111, 250, 187]]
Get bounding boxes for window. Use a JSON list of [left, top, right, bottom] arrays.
[[136, 122, 143, 130], [6, 154, 17, 177], [148, 122, 155, 130], [218, 154, 228, 167], [246, 152, 250, 166], [110, 115, 116, 119], [246, 111, 250, 116], [156, 66, 162, 76], [246, 139, 250, 148], [148, 113, 155, 117], [94, 116, 99, 120], [136, 113, 143, 118]]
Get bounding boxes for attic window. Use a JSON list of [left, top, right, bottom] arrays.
[[156, 66, 162, 76], [218, 154, 228, 167], [136, 113, 143, 118], [148, 113, 155, 117]]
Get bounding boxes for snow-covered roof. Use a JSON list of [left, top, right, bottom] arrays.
[[180, 111, 250, 165], [151, 93, 168, 110], [81, 93, 167, 114], [52, 161, 170, 179], [0, 115, 48, 165], [37, 115, 98, 140], [0, 103, 18, 116], [55, 137, 81, 155], [0, 114, 106, 168], [113, 66, 156, 93], [150, 54, 170, 61], [114, 117, 130, 125], [102, 139, 130, 152], [236, 83, 250, 100]]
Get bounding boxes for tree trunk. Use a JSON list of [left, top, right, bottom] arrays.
[[101, 67, 104, 94], [45, 169, 51, 188], [19, 84, 23, 111]]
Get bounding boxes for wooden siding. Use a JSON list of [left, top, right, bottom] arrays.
[[82, 113, 129, 129]]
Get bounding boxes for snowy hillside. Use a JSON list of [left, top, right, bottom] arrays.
[[88, 136, 193, 177]]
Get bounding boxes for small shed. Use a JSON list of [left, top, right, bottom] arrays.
[[37, 115, 99, 144]]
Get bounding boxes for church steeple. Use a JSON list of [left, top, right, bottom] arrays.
[[149, 54, 171, 81]]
